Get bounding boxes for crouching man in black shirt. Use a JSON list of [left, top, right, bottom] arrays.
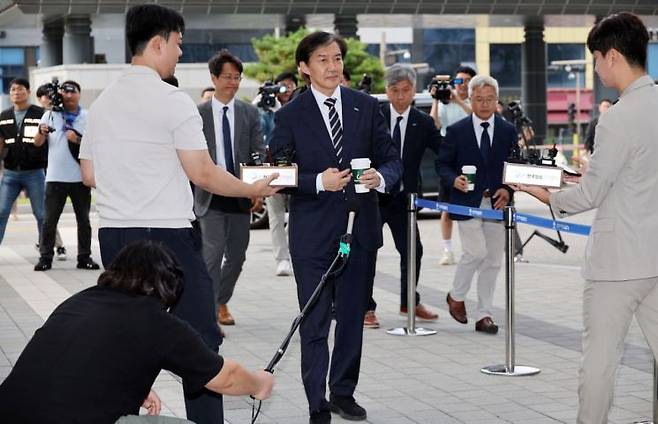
[[0, 240, 274, 424]]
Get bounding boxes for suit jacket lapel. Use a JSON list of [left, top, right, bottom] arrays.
[[340, 87, 358, 164], [490, 115, 507, 162], [233, 100, 243, 168], [404, 108, 421, 164], [200, 102, 217, 163], [300, 89, 338, 164]]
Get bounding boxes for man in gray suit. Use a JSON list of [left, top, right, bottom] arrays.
[[519, 12, 658, 423], [195, 50, 265, 327]]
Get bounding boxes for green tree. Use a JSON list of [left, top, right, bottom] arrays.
[[244, 28, 385, 94]]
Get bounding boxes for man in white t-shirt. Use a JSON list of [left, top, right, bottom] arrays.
[[79, 5, 278, 424]]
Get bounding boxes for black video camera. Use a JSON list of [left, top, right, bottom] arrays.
[[507, 101, 533, 130], [357, 74, 372, 94], [43, 77, 64, 113], [256, 81, 286, 110], [428, 75, 464, 104]]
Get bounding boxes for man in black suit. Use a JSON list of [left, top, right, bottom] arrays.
[[195, 50, 265, 327], [365, 64, 441, 329], [270, 32, 401, 424]]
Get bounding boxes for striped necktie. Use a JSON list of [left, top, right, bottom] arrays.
[[323, 97, 343, 165]]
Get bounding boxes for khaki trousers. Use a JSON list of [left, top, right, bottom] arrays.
[[578, 276, 658, 423]]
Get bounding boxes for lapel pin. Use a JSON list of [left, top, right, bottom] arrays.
[[354, 107, 359, 112]]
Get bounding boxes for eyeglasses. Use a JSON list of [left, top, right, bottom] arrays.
[[472, 97, 497, 104], [218, 74, 243, 82]]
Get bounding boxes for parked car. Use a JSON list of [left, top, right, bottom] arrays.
[[249, 92, 440, 229]]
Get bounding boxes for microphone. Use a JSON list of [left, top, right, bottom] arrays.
[[339, 199, 359, 258]]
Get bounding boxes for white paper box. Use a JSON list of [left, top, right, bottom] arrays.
[[240, 164, 298, 187], [503, 162, 563, 188]]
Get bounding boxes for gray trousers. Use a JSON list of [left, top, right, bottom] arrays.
[[578, 277, 658, 424], [450, 199, 504, 321], [199, 209, 251, 306], [266, 193, 290, 262]]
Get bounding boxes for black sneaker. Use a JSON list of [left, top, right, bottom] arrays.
[[309, 410, 331, 424], [77, 258, 100, 270], [329, 396, 366, 421], [56, 246, 67, 261], [34, 258, 52, 271]]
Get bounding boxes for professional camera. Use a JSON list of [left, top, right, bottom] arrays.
[[43, 77, 64, 112], [357, 74, 372, 94], [427, 75, 464, 104], [256, 81, 286, 110], [507, 101, 533, 130]]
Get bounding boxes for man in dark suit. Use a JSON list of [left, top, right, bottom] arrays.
[[438, 75, 516, 335], [364, 64, 441, 329], [270, 32, 401, 424], [195, 50, 265, 327]]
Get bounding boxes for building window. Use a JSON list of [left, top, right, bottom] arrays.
[[0, 48, 26, 94], [547, 43, 585, 88], [422, 29, 475, 86], [490, 44, 521, 89]]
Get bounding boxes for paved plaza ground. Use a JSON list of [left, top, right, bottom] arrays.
[[0, 193, 655, 423]]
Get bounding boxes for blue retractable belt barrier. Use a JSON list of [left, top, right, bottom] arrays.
[[415, 198, 591, 236]]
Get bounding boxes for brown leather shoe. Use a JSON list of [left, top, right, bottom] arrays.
[[363, 310, 380, 329], [399, 303, 439, 321], [218, 304, 235, 326], [475, 316, 499, 334], [446, 293, 467, 324]]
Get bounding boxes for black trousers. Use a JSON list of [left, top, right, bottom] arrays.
[[369, 192, 422, 311], [98, 227, 224, 424], [293, 243, 376, 413], [39, 182, 92, 261]]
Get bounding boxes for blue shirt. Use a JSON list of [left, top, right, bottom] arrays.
[[40, 109, 87, 182]]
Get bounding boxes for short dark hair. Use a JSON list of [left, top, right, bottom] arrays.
[[586, 12, 649, 69], [97, 240, 184, 308], [61, 80, 81, 92], [342, 69, 351, 82], [454, 66, 477, 78], [201, 86, 215, 96], [36, 84, 49, 98], [9, 78, 29, 91], [126, 4, 185, 57], [275, 71, 298, 86], [208, 50, 243, 76], [295, 31, 348, 82]]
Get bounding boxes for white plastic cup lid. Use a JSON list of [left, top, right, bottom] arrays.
[[351, 158, 371, 169], [462, 165, 477, 174]]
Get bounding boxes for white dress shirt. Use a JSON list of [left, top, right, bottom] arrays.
[[211, 96, 236, 169], [472, 113, 495, 149], [389, 104, 410, 158]]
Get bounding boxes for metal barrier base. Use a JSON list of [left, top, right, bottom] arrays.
[[386, 327, 437, 336], [632, 420, 653, 423], [480, 364, 541, 376]]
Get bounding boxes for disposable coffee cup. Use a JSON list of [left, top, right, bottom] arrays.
[[462, 165, 477, 191], [351, 158, 371, 193]]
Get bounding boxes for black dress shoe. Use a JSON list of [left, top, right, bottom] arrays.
[[34, 258, 52, 271], [77, 258, 100, 270], [309, 410, 331, 424], [329, 396, 367, 421], [475, 316, 499, 334]]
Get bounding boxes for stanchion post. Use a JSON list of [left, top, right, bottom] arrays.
[[387, 193, 436, 337], [481, 206, 540, 376], [654, 359, 657, 423]]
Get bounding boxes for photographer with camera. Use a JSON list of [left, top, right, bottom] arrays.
[[33, 80, 99, 272], [430, 66, 476, 266], [0, 79, 47, 246], [253, 71, 297, 276]]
